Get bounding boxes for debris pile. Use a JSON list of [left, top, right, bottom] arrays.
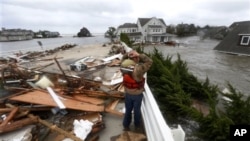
[[0, 42, 133, 140]]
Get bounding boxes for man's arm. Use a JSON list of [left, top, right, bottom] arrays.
[[137, 53, 153, 73], [132, 53, 153, 81]]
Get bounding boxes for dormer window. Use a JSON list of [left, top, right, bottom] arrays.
[[241, 36, 250, 45], [239, 34, 250, 46]]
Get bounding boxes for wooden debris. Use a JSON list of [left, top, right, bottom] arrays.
[[0, 107, 19, 127], [79, 89, 124, 99], [113, 131, 147, 141], [107, 58, 121, 67], [9, 90, 105, 112], [72, 94, 105, 105], [54, 57, 70, 85], [6, 104, 83, 141], [0, 106, 51, 114], [0, 117, 38, 134], [29, 114, 82, 141], [0, 43, 131, 140], [105, 99, 123, 117]]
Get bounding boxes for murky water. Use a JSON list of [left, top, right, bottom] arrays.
[[144, 36, 250, 95]]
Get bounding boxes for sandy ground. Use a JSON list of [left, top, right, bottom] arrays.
[[19, 43, 120, 80], [30, 43, 112, 72]]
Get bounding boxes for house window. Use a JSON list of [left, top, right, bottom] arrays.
[[240, 36, 250, 46]]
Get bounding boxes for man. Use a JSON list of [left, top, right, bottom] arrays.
[[120, 50, 153, 131]]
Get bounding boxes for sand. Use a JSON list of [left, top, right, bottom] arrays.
[[21, 43, 115, 75]]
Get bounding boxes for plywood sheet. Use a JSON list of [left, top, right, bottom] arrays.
[[9, 90, 104, 112]]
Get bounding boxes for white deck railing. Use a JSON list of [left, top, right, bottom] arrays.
[[141, 82, 185, 141]]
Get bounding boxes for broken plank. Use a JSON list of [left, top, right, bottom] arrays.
[[0, 107, 19, 127], [80, 89, 124, 98], [105, 99, 123, 117], [9, 90, 104, 112], [72, 94, 104, 105], [0, 108, 13, 113], [0, 117, 38, 134], [6, 104, 82, 141]]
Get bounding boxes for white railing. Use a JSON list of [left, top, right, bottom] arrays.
[[141, 82, 185, 141]]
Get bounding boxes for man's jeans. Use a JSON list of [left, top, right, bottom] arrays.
[[123, 93, 143, 128]]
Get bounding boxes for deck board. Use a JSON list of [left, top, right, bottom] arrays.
[[9, 90, 104, 112]]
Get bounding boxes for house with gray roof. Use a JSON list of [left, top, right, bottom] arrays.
[[213, 21, 250, 56], [116, 17, 175, 43]]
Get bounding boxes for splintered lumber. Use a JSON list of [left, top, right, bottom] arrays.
[[6, 104, 82, 141], [0, 107, 19, 127], [0, 106, 51, 116], [0, 117, 38, 134], [0, 108, 13, 113], [9, 90, 104, 112], [28, 114, 82, 141], [105, 99, 123, 117]]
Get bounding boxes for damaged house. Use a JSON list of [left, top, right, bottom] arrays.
[[214, 21, 250, 56]]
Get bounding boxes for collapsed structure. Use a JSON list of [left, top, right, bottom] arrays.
[[0, 42, 140, 140]]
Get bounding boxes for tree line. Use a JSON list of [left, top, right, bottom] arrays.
[[167, 23, 229, 40]]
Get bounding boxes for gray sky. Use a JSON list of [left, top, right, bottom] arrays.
[[1, 0, 250, 35]]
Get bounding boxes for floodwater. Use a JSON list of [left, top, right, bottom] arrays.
[[1, 35, 250, 95], [144, 36, 250, 96]]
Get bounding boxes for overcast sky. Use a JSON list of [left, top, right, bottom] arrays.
[[1, 0, 250, 35]]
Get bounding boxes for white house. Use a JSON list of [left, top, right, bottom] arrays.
[[116, 17, 175, 43]]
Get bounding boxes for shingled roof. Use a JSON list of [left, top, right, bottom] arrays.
[[138, 18, 166, 27], [118, 23, 138, 28], [213, 21, 250, 56]]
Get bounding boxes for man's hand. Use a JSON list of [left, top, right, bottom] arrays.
[[128, 50, 139, 58]]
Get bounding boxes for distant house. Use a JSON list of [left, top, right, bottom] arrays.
[[0, 28, 34, 42], [116, 17, 175, 43], [34, 30, 60, 38], [214, 21, 250, 56], [43, 31, 60, 38]]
